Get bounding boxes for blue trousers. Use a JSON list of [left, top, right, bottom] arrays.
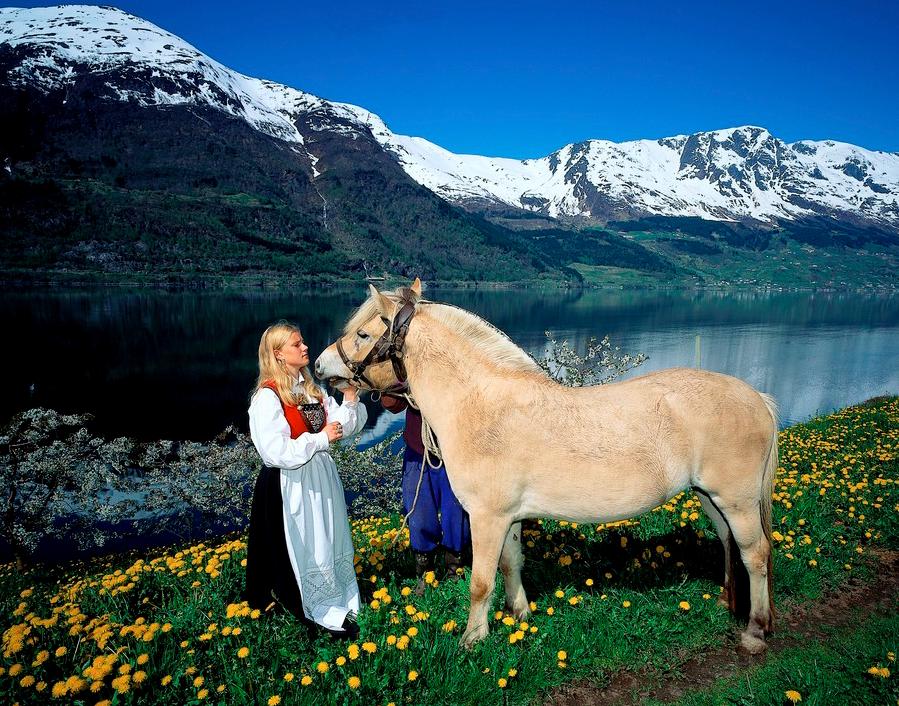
[[401, 446, 471, 554]]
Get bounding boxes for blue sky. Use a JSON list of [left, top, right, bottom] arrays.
[[15, 0, 899, 158]]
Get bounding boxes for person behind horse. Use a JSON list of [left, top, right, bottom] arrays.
[[381, 395, 471, 591], [244, 321, 367, 638]]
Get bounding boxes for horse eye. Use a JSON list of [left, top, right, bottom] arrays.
[[357, 330, 369, 340]]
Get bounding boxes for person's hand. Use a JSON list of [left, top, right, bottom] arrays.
[[324, 421, 344, 443], [342, 386, 359, 404]]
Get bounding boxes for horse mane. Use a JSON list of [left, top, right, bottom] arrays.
[[423, 303, 545, 376], [343, 288, 544, 377]]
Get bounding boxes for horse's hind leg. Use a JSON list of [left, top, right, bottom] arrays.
[[499, 521, 530, 620], [697, 493, 734, 608], [461, 513, 510, 649], [726, 506, 774, 654]]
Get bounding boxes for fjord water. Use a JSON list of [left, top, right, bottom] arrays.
[[3, 287, 897, 442]]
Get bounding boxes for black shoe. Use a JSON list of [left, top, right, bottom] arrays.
[[443, 549, 465, 580], [320, 613, 359, 640], [414, 550, 436, 596]]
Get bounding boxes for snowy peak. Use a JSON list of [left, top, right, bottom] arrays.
[[3, 5, 898, 232], [0, 5, 360, 147]]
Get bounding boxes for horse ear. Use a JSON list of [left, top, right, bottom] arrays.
[[410, 278, 422, 298], [369, 284, 395, 317]]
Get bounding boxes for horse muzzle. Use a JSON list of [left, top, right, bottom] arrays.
[[313, 349, 348, 382]]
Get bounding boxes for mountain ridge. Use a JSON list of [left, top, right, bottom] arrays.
[[3, 5, 898, 234], [1, 5, 897, 288]]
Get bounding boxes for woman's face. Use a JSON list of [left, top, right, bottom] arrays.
[[276, 331, 310, 371]]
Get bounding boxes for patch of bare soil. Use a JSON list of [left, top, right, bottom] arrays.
[[543, 550, 899, 705]]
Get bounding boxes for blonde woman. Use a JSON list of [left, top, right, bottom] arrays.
[[245, 321, 367, 638]]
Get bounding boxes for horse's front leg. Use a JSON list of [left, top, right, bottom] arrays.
[[461, 513, 510, 649], [500, 521, 530, 620]]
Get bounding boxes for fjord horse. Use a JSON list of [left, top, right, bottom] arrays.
[[315, 281, 778, 653]]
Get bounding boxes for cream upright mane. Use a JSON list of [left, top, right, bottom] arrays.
[[317, 281, 779, 654], [419, 303, 545, 377]]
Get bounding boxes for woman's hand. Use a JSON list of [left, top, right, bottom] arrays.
[[324, 421, 344, 443], [342, 386, 359, 404]]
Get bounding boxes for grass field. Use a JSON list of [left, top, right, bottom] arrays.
[[1, 398, 897, 705]]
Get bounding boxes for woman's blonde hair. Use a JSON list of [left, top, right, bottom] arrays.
[[255, 321, 324, 406]]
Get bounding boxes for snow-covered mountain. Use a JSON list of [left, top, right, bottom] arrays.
[[3, 5, 899, 233]]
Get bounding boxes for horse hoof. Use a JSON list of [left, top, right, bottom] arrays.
[[460, 624, 488, 649], [504, 601, 531, 621], [740, 632, 767, 655]]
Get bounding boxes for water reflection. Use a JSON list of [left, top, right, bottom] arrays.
[[2, 287, 897, 439]]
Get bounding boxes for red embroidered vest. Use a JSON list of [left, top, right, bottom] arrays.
[[262, 380, 326, 439]]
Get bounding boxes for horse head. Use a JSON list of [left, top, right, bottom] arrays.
[[314, 278, 422, 392]]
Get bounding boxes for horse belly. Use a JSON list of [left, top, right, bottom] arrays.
[[518, 464, 679, 524]]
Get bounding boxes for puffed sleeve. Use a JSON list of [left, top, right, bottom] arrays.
[[324, 390, 368, 437], [248, 388, 330, 470]]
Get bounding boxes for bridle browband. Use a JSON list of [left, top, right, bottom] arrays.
[[335, 292, 418, 390]]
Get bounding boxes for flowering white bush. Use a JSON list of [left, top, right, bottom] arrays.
[[538, 332, 648, 387]]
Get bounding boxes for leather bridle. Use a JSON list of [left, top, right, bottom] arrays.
[[335, 294, 417, 390]]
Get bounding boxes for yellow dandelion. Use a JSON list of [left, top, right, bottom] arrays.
[[557, 650, 567, 660], [679, 601, 691, 611], [111, 674, 131, 694], [407, 670, 418, 681], [362, 642, 377, 653], [54, 646, 67, 658], [161, 675, 173, 686], [283, 673, 294, 682], [301, 675, 313, 686], [237, 647, 250, 659], [785, 690, 802, 703], [317, 661, 329, 674], [336, 656, 347, 666], [348, 676, 361, 689], [267, 696, 281, 706], [20, 674, 36, 688], [198, 688, 209, 699], [622, 600, 631, 608], [498, 677, 508, 688]]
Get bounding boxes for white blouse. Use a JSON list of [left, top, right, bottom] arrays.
[[248, 387, 367, 469]]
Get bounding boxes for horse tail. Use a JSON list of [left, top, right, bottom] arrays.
[[726, 392, 778, 622], [758, 392, 779, 625]]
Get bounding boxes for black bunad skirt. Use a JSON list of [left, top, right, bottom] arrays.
[[244, 464, 310, 625]]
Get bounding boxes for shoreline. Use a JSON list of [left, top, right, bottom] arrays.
[[2, 270, 897, 294]]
